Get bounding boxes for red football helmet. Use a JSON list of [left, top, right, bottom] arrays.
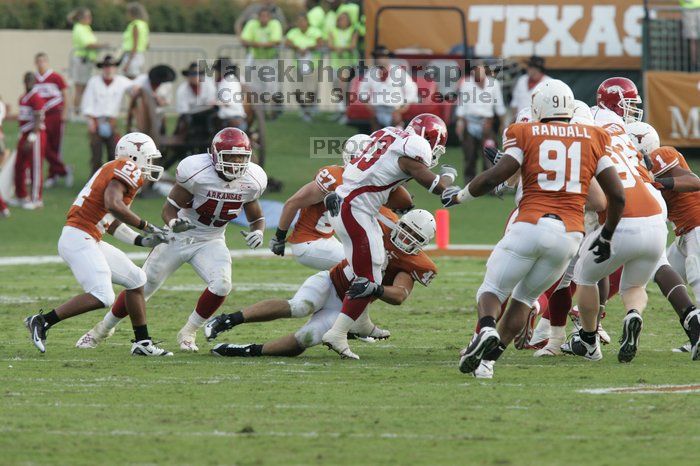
[[596, 77, 643, 123], [408, 113, 447, 168], [210, 127, 252, 180]]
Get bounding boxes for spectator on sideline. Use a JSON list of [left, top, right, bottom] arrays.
[[358, 46, 418, 132], [11, 73, 46, 210], [128, 65, 176, 135], [322, 0, 341, 39], [81, 55, 139, 173], [240, 7, 284, 117], [68, 8, 107, 117], [120, 2, 150, 79], [681, 1, 700, 70], [454, 63, 506, 182], [235, 0, 287, 35], [213, 58, 247, 130], [328, 12, 359, 121], [33, 53, 73, 189], [0, 97, 8, 218], [286, 13, 323, 122], [175, 62, 217, 116], [306, 0, 326, 31], [509, 55, 550, 118]]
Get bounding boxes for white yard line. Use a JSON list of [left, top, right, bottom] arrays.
[[579, 384, 700, 394], [0, 245, 495, 267]]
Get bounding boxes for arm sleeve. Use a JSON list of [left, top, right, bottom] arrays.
[[651, 147, 681, 176], [501, 125, 523, 165]]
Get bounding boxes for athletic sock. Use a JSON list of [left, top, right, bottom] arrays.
[[111, 291, 129, 319], [102, 309, 123, 330], [580, 329, 597, 345], [328, 313, 355, 336], [43, 310, 60, 328], [195, 289, 227, 320], [341, 295, 370, 320], [478, 316, 496, 330], [484, 343, 507, 362], [681, 305, 699, 335], [133, 325, 150, 342]]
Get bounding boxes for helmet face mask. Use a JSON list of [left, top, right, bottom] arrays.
[[596, 77, 643, 123], [390, 209, 436, 255], [210, 128, 252, 181], [115, 132, 164, 182]]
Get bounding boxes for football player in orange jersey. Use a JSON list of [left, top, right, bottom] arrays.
[[454, 80, 626, 377], [205, 209, 437, 357], [627, 121, 700, 359], [24, 133, 172, 356]]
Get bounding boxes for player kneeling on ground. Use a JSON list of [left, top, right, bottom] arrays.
[[205, 209, 437, 358], [76, 128, 267, 352], [25, 133, 172, 356]]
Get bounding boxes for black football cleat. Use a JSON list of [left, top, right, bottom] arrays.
[[204, 314, 236, 341], [459, 327, 500, 374], [24, 313, 48, 353], [211, 343, 256, 357], [561, 332, 602, 360], [618, 311, 643, 363]]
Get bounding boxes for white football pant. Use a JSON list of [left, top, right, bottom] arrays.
[[289, 236, 345, 271]]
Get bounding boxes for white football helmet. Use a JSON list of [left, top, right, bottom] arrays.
[[626, 121, 660, 157], [115, 132, 163, 182], [342, 134, 372, 166], [531, 79, 575, 121], [571, 99, 594, 124], [390, 209, 436, 255]]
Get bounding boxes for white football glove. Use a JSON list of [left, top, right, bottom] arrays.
[[136, 231, 169, 248], [240, 230, 264, 249], [168, 218, 197, 233], [439, 164, 458, 183]]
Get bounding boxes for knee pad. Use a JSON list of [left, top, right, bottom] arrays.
[[288, 298, 316, 318], [476, 283, 508, 306], [124, 268, 147, 290], [294, 322, 325, 348], [208, 277, 232, 297], [90, 286, 116, 308]]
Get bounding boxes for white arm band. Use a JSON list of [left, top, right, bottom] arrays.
[[167, 197, 184, 209], [456, 183, 476, 203], [428, 175, 441, 194], [112, 223, 139, 245]]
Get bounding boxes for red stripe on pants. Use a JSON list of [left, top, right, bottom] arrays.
[[340, 202, 374, 320], [44, 112, 67, 178]]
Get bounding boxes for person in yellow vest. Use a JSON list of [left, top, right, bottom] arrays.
[[241, 7, 284, 117], [286, 13, 323, 122], [681, 0, 700, 69], [121, 2, 150, 79], [328, 12, 359, 121], [306, 0, 326, 31], [68, 7, 108, 116], [321, 1, 340, 39]]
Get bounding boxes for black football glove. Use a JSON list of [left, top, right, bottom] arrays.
[[483, 146, 504, 165], [589, 227, 614, 263], [269, 228, 287, 256], [347, 277, 384, 299], [324, 192, 341, 217]]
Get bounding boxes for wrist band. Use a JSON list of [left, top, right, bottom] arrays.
[[113, 223, 139, 245], [428, 175, 441, 193], [275, 228, 288, 241]]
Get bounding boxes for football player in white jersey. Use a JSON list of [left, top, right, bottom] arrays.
[[76, 128, 267, 352], [320, 113, 462, 359]]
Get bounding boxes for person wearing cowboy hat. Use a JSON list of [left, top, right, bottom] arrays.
[[175, 62, 216, 116], [509, 55, 551, 119], [81, 55, 140, 172]]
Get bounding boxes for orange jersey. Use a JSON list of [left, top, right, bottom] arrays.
[[329, 208, 437, 298], [288, 165, 344, 244], [66, 158, 143, 240], [601, 121, 654, 184], [503, 121, 613, 233], [651, 146, 700, 235]]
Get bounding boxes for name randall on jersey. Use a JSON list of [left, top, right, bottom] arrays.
[[531, 124, 592, 139]]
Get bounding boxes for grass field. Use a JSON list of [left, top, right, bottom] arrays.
[[1, 116, 700, 465]]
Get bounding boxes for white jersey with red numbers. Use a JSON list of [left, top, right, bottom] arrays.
[[336, 127, 432, 215], [175, 153, 267, 240], [33, 69, 67, 114]]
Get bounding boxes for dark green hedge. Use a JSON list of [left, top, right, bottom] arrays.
[[0, 0, 300, 34]]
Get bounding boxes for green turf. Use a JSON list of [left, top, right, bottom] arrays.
[[1, 115, 515, 256], [1, 256, 698, 465], [2, 115, 699, 465]]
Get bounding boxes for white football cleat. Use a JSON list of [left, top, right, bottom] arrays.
[[177, 328, 199, 352], [527, 316, 550, 350], [473, 360, 494, 379], [597, 323, 611, 345], [534, 345, 562, 357], [75, 322, 115, 349], [673, 343, 691, 353], [130, 339, 173, 357], [322, 330, 359, 360]]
